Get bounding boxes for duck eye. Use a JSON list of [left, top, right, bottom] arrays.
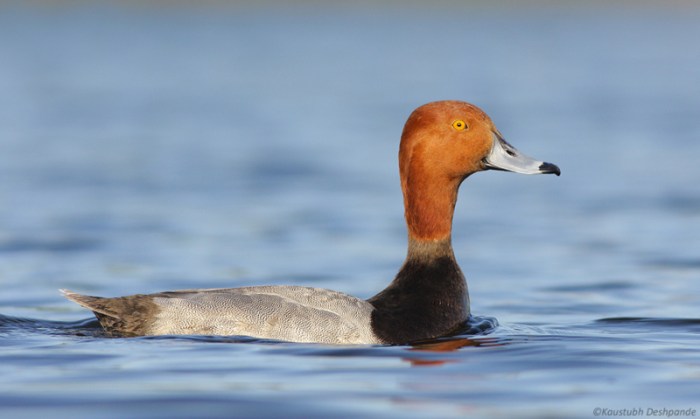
[[452, 120, 467, 131]]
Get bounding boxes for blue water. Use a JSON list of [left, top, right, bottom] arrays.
[[1, 3, 700, 418]]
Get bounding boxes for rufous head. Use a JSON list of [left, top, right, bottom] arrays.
[[399, 100, 560, 242], [399, 100, 559, 184]]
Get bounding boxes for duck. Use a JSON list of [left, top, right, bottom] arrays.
[[62, 100, 560, 345]]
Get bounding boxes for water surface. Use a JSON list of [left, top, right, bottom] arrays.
[[1, 3, 699, 418]]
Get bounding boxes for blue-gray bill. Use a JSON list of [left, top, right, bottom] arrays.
[[482, 132, 561, 176]]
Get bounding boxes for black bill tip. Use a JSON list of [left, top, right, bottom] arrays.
[[539, 162, 561, 176]]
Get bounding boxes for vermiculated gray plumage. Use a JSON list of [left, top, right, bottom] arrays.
[[62, 287, 380, 344]]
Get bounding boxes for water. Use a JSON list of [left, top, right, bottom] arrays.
[[1, 2, 700, 418]]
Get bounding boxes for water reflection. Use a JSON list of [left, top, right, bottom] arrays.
[[407, 337, 503, 366]]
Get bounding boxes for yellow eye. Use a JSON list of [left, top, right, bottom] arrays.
[[452, 120, 467, 131]]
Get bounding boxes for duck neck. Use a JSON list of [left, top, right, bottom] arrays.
[[406, 236, 456, 262], [402, 171, 462, 243], [366, 148, 471, 343]]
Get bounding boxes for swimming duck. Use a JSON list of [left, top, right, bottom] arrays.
[[62, 100, 560, 344]]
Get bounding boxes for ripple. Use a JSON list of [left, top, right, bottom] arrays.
[[0, 314, 104, 337], [0, 236, 101, 253], [543, 280, 637, 292], [645, 258, 700, 270], [596, 317, 700, 332]]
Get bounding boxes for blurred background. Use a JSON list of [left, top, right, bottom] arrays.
[[1, 1, 698, 313], [0, 2, 699, 417]]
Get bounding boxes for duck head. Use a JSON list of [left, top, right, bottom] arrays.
[[400, 100, 560, 181], [399, 100, 560, 242]]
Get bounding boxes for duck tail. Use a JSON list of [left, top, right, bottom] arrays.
[[60, 289, 120, 319]]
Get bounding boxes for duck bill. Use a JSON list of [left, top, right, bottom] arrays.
[[483, 132, 560, 176]]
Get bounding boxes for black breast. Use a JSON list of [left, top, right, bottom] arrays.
[[367, 256, 470, 344]]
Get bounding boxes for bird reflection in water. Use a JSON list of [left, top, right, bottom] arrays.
[[405, 317, 502, 366]]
